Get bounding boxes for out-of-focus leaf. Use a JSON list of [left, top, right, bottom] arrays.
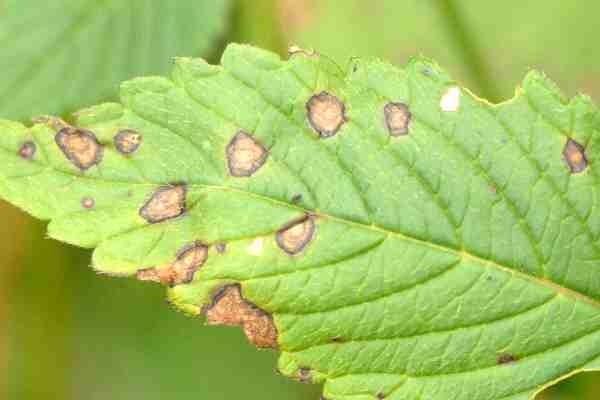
[[0, 0, 231, 120], [279, 0, 600, 101], [1, 44, 600, 399]]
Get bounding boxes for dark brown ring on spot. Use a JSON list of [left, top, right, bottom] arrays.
[[203, 284, 278, 349], [276, 215, 316, 255], [306, 92, 347, 138], [18, 141, 36, 160], [81, 197, 95, 209], [226, 131, 269, 177], [139, 184, 187, 224], [384, 102, 412, 136], [114, 129, 142, 155], [55, 127, 103, 171], [563, 138, 588, 174]]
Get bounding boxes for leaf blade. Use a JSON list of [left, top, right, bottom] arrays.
[[1, 44, 600, 400]]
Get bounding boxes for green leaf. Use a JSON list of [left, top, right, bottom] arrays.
[[0, 0, 231, 120], [1, 44, 600, 400]]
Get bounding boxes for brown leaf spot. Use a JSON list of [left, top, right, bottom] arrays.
[[226, 131, 269, 177], [18, 141, 36, 160], [563, 138, 588, 173], [306, 92, 346, 138], [137, 242, 208, 286], [55, 127, 103, 170], [497, 353, 518, 365], [384, 102, 412, 136], [298, 367, 312, 383], [139, 185, 186, 223], [376, 392, 386, 399], [276, 216, 315, 255], [204, 284, 278, 349], [81, 197, 95, 209], [114, 129, 142, 155], [215, 243, 227, 253]]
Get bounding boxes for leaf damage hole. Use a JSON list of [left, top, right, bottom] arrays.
[[497, 353, 519, 365], [137, 241, 208, 286], [563, 138, 588, 173], [226, 131, 269, 177], [276, 215, 315, 255], [440, 86, 461, 112], [139, 184, 186, 223], [204, 284, 278, 349], [18, 141, 36, 160], [81, 197, 95, 209], [384, 102, 412, 136], [55, 127, 103, 170], [114, 129, 142, 155], [306, 92, 347, 138]]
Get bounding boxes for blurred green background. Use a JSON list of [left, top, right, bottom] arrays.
[[1, 0, 599, 399]]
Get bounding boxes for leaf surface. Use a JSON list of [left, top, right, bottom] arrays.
[[1, 44, 600, 400], [0, 0, 230, 120]]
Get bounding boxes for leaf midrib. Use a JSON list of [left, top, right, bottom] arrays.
[[1, 136, 598, 310]]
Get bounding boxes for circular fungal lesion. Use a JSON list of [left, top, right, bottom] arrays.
[[306, 92, 347, 138], [276, 216, 315, 255], [114, 129, 142, 155], [55, 127, 103, 170], [18, 141, 36, 160], [139, 184, 187, 223], [81, 197, 95, 209], [384, 102, 412, 136], [563, 138, 588, 173], [226, 131, 269, 177]]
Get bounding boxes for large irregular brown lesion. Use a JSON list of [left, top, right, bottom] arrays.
[[204, 284, 278, 349], [55, 127, 104, 170], [226, 131, 269, 177], [139, 184, 187, 223], [137, 241, 208, 286]]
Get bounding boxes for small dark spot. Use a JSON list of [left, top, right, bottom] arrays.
[[114, 129, 142, 154], [306, 92, 346, 138], [422, 67, 433, 77], [298, 367, 312, 383], [55, 127, 103, 170], [331, 336, 343, 343], [81, 197, 95, 209], [215, 243, 227, 253], [376, 392, 386, 400], [563, 138, 588, 173], [139, 184, 186, 223], [291, 193, 303, 204], [384, 102, 412, 136], [18, 141, 36, 160], [276, 216, 315, 255], [226, 131, 269, 177], [204, 284, 278, 349], [486, 275, 493, 281], [137, 241, 208, 286], [497, 353, 518, 365]]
